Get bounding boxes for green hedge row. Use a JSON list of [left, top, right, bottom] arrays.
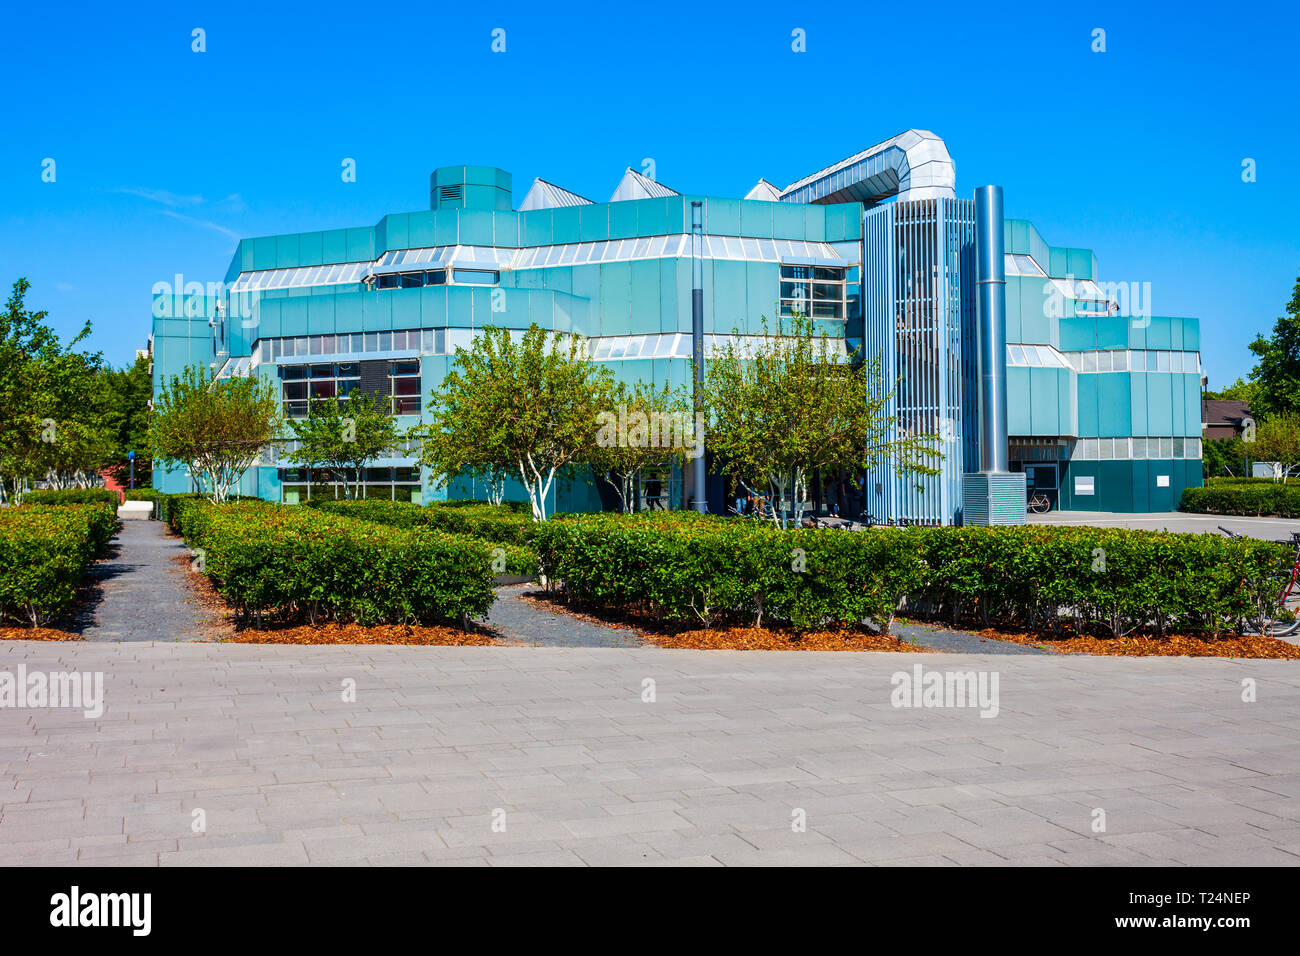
[[529, 514, 1292, 636], [1182, 483, 1300, 518], [314, 499, 540, 576], [22, 488, 120, 507], [0, 503, 118, 626], [1205, 476, 1277, 486], [159, 493, 266, 531], [178, 502, 497, 626]]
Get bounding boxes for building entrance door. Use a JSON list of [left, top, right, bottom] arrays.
[[1025, 464, 1059, 509]]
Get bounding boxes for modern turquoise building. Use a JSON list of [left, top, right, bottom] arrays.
[[151, 129, 1202, 521]]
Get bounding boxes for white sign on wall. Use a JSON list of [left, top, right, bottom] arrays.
[[1156, 475, 1170, 488], [1074, 476, 1095, 496]]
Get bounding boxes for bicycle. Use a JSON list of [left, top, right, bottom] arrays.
[[1220, 527, 1300, 637], [1027, 492, 1051, 514]]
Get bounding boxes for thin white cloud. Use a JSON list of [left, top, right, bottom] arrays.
[[113, 186, 207, 208], [159, 209, 241, 240]]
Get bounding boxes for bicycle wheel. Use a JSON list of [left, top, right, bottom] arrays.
[[1266, 590, 1300, 637]]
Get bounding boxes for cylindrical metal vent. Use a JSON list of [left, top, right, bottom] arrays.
[[691, 201, 707, 512], [974, 185, 1008, 473]]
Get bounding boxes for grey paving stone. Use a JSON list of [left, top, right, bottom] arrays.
[[2, 640, 1298, 866]]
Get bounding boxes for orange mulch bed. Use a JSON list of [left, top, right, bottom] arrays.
[[640, 627, 931, 652], [0, 626, 85, 642], [221, 622, 507, 646], [968, 627, 1300, 659]]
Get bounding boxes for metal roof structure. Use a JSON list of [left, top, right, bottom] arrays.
[[743, 178, 782, 201], [518, 178, 595, 211], [609, 167, 679, 202], [780, 129, 956, 206]]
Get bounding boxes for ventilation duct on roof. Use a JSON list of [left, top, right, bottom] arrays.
[[780, 129, 956, 206]]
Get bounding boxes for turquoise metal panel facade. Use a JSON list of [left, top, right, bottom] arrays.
[[150, 146, 1200, 517]]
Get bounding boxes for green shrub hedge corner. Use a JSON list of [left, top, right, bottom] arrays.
[[1182, 484, 1300, 518], [177, 502, 497, 626], [22, 488, 120, 507], [529, 514, 1292, 637], [315, 499, 540, 576], [0, 503, 118, 626], [529, 513, 926, 633]]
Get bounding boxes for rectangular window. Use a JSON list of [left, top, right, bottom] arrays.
[[780, 265, 844, 319], [377, 274, 400, 290], [389, 360, 421, 415]]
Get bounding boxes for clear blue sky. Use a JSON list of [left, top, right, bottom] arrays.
[[2, 0, 1296, 388]]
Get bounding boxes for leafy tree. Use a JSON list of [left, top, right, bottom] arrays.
[[1203, 377, 1258, 403], [698, 317, 941, 526], [589, 380, 691, 512], [1243, 275, 1300, 416], [149, 364, 282, 503], [1249, 412, 1300, 483], [285, 389, 404, 499], [98, 354, 155, 487], [420, 324, 615, 521], [0, 278, 114, 498], [1202, 436, 1247, 478]]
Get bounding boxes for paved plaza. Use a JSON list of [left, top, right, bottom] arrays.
[[2, 639, 1298, 866]]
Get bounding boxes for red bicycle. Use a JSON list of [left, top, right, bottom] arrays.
[[1222, 527, 1300, 637]]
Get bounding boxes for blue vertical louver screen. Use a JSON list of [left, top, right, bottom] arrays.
[[862, 198, 974, 525]]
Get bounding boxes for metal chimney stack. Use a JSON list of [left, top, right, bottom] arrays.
[[961, 185, 1026, 525], [975, 185, 1009, 473], [690, 201, 707, 513]]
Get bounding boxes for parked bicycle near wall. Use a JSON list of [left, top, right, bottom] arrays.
[[1027, 492, 1052, 514]]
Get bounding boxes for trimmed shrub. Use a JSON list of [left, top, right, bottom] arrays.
[[314, 499, 540, 577], [1182, 483, 1300, 518], [160, 493, 262, 532], [0, 504, 118, 626], [531, 514, 1292, 637], [530, 513, 928, 633], [23, 488, 119, 507], [178, 502, 496, 626]]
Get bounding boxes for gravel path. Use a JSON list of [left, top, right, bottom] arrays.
[[79, 520, 214, 643], [484, 584, 641, 647], [891, 621, 1051, 655]]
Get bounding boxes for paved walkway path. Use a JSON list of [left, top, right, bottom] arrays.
[[892, 621, 1049, 655], [485, 585, 641, 647], [2, 640, 1297, 866], [79, 521, 213, 643]]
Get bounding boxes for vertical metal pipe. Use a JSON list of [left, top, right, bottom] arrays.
[[975, 185, 1008, 473], [691, 201, 707, 513]]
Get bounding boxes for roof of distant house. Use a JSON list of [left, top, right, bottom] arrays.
[[1202, 399, 1252, 426]]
